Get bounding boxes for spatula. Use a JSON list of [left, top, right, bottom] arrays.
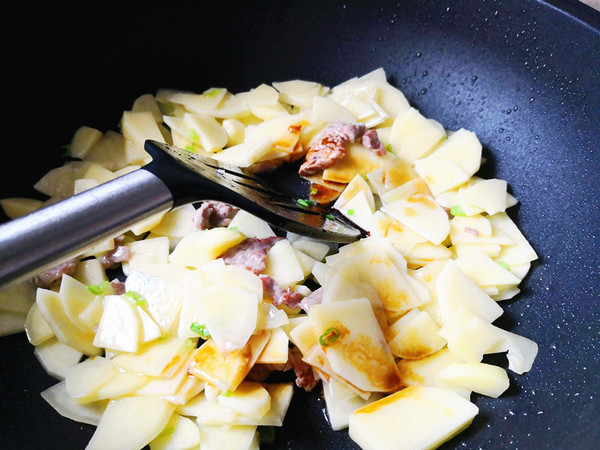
[[0, 140, 363, 287]]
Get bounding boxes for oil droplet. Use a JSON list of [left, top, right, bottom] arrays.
[[422, 70, 428, 77], [415, 51, 422, 57]]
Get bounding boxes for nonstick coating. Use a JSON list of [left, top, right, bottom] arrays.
[[1, 1, 599, 449]]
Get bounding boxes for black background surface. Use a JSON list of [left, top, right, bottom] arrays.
[[1, 1, 599, 449]]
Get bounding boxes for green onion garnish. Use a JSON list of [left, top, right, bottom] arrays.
[[190, 322, 211, 339], [450, 205, 466, 217], [204, 88, 222, 98], [188, 128, 200, 142], [88, 280, 110, 295], [185, 145, 195, 152], [220, 390, 232, 397], [497, 261, 510, 270], [326, 214, 335, 220], [310, 188, 318, 195], [319, 327, 341, 346], [125, 291, 147, 307], [385, 143, 393, 153], [346, 209, 354, 216]]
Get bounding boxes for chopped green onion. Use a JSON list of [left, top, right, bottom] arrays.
[[385, 143, 393, 153], [319, 327, 341, 346], [162, 102, 175, 116], [258, 426, 276, 444], [185, 145, 195, 152], [125, 291, 147, 307], [310, 188, 318, 195], [204, 88, 222, 98], [188, 128, 200, 142], [220, 390, 232, 397], [87, 280, 110, 295], [497, 261, 510, 270], [61, 144, 72, 158], [229, 226, 239, 231], [346, 209, 354, 216], [297, 199, 309, 207], [190, 322, 211, 339], [450, 205, 466, 217], [326, 214, 335, 220]]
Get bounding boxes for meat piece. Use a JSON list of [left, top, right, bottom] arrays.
[[362, 128, 386, 156], [259, 274, 303, 310], [34, 257, 78, 288], [288, 346, 318, 391], [193, 201, 239, 230], [300, 287, 324, 313], [220, 236, 283, 275], [298, 123, 367, 177], [109, 279, 126, 295], [101, 236, 130, 268]]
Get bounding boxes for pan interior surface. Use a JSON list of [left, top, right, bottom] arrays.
[[1, 1, 598, 449]]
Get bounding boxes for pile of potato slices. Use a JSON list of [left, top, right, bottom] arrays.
[[0, 68, 539, 450]]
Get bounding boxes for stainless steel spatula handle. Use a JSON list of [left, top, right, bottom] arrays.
[[0, 168, 174, 287]]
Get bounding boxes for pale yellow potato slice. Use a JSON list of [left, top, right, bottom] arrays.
[[85, 397, 175, 450], [349, 385, 478, 450]]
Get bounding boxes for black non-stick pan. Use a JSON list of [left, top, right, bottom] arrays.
[[1, 0, 599, 448]]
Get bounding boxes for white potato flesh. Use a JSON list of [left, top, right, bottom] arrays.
[[169, 228, 246, 268], [195, 283, 259, 354], [438, 362, 510, 398], [228, 209, 276, 238], [65, 356, 120, 402], [322, 377, 384, 431], [216, 381, 271, 419], [337, 190, 375, 231], [85, 397, 175, 450], [263, 239, 305, 288], [211, 137, 273, 167], [396, 348, 471, 398], [255, 326, 289, 364], [124, 264, 188, 332], [183, 113, 228, 152], [198, 424, 258, 450], [387, 309, 446, 359], [93, 295, 142, 353], [36, 288, 100, 356], [41, 381, 107, 426], [69, 126, 103, 159], [25, 301, 54, 345], [349, 385, 478, 450], [435, 259, 504, 323], [381, 194, 450, 245], [0, 197, 44, 219], [311, 96, 356, 123], [309, 298, 400, 393], [149, 414, 201, 450], [113, 337, 195, 377], [150, 204, 197, 238], [58, 274, 97, 333], [390, 108, 446, 162], [333, 173, 376, 212], [121, 111, 166, 149], [34, 337, 82, 380], [424, 128, 482, 176]]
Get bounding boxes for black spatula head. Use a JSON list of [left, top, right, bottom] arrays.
[[144, 140, 365, 243]]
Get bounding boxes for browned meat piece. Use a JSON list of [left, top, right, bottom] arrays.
[[34, 257, 78, 287], [362, 128, 386, 156], [298, 123, 367, 177], [220, 236, 283, 275], [288, 346, 318, 391], [259, 274, 303, 310], [299, 286, 324, 313], [193, 201, 239, 230], [101, 235, 130, 268], [110, 279, 126, 295]]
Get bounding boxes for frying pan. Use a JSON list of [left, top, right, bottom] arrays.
[[1, 0, 598, 448]]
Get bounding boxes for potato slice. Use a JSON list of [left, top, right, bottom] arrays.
[[389, 108, 446, 163], [308, 298, 400, 393], [149, 414, 201, 450], [169, 228, 246, 268], [349, 385, 478, 450], [86, 397, 175, 450], [41, 381, 107, 426], [34, 337, 82, 380], [438, 362, 510, 398]]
